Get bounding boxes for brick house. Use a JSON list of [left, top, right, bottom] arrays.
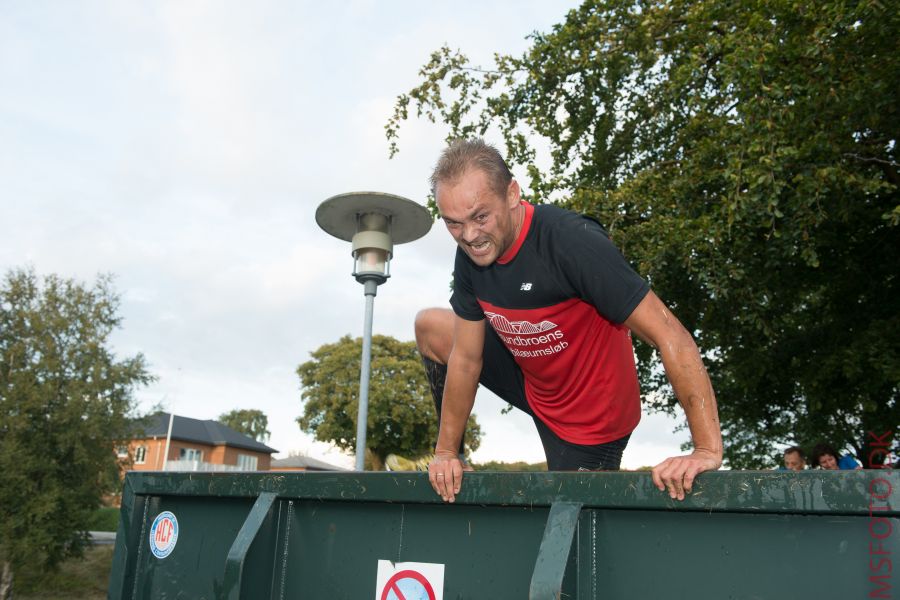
[[119, 412, 278, 472]]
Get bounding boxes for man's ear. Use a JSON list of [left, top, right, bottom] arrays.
[[507, 179, 521, 208]]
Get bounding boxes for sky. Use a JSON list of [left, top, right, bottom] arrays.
[[0, 0, 689, 469]]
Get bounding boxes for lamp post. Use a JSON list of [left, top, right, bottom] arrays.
[[316, 192, 432, 471]]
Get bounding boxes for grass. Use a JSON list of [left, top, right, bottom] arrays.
[[14, 545, 113, 600], [12, 508, 120, 599]]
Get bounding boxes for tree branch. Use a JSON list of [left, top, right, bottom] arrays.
[[842, 153, 899, 167]]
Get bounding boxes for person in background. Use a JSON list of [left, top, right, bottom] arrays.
[[810, 443, 861, 470], [782, 446, 807, 471]]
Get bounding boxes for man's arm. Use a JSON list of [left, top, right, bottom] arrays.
[[428, 315, 485, 503], [624, 291, 722, 500]]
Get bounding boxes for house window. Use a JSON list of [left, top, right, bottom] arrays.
[[237, 454, 258, 471], [134, 446, 147, 464], [116, 446, 128, 458], [179, 448, 203, 462]]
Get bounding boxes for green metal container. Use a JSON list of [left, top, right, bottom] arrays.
[[109, 469, 899, 599]]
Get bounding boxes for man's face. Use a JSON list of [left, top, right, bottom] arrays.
[[783, 451, 805, 471], [436, 168, 520, 267], [818, 453, 838, 470]]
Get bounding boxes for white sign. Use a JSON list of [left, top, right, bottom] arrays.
[[375, 560, 445, 600]]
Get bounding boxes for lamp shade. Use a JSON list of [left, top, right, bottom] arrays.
[[316, 191, 432, 285], [315, 192, 432, 244]]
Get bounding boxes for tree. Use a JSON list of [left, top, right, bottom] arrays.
[[297, 335, 481, 470], [0, 268, 152, 598], [387, 0, 899, 467], [218, 408, 271, 442]]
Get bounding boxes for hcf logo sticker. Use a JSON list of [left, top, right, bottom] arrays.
[[376, 560, 444, 600], [149, 511, 179, 559]]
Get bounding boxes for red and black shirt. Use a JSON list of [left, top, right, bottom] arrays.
[[450, 202, 649, 444]]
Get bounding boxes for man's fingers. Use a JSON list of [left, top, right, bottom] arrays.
[[428, 464, 449, 498], [682, 465, 703, 493], [660, 464, 681, 499], [652, 459, 685, 500], [437, 471, 450, 500], [652, 453, 722, 501], [666, 481, 678, 499], [428, 468, 440, 496], [437, 471, 452, 500], [671, 475, 685, 500], [651, 459, 669, 491], [428, 457, 464, 503]]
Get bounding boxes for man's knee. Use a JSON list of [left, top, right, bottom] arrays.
[[414, 308, 454, 363]]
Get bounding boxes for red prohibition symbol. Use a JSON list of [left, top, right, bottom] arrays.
[[380, 569, 437, 600]]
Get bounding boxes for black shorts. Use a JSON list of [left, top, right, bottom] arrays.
[[479, 326, 631, 471]]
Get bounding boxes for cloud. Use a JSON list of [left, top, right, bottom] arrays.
[[0, 0, 693, 469]]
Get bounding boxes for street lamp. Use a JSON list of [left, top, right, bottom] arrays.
[[316, 192, 432, 471]]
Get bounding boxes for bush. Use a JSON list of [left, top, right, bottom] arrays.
[[84, 508, 119, 533]]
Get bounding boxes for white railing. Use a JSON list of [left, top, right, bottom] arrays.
[[163, 460, 249, 472]]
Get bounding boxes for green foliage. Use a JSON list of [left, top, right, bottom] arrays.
[[297, 335, 481, 469], [388, 0, 899, 467], [473, 460, 547, 472], [83, 508, 120, 533], [218, 408, 271, 442], [0, 268, 152, 591]]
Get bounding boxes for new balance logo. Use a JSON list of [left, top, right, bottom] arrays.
[[520, 283, 533, 291]]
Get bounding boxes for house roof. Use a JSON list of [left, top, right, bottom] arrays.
[[139, 412, 278, 454], [270, 455, 347, 471]]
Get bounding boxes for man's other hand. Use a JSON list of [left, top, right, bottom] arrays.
[[651, 449, 721, 501], [428, 451, 465, 503]]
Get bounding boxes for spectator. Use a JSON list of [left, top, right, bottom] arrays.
[[810, 443, 861, 470], [783, 446, 807, 471]]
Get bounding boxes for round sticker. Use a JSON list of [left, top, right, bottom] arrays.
[[149, 511, 179, 559]]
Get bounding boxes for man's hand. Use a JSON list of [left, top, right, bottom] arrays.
[[651, 449, 721, 501], [428, 451, 465, 503]]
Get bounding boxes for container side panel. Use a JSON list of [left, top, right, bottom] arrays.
[[578, 509, 896, 599], [280, 501, 549, 598]]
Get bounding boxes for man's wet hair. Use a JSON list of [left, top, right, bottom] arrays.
[[430, 138, 513, 199]]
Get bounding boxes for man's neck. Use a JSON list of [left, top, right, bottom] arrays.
[[512, 201, 525, 239]]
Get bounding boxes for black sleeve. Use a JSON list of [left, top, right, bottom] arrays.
[[548, 212, 649, 324], [449, 248, 486, 321]]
